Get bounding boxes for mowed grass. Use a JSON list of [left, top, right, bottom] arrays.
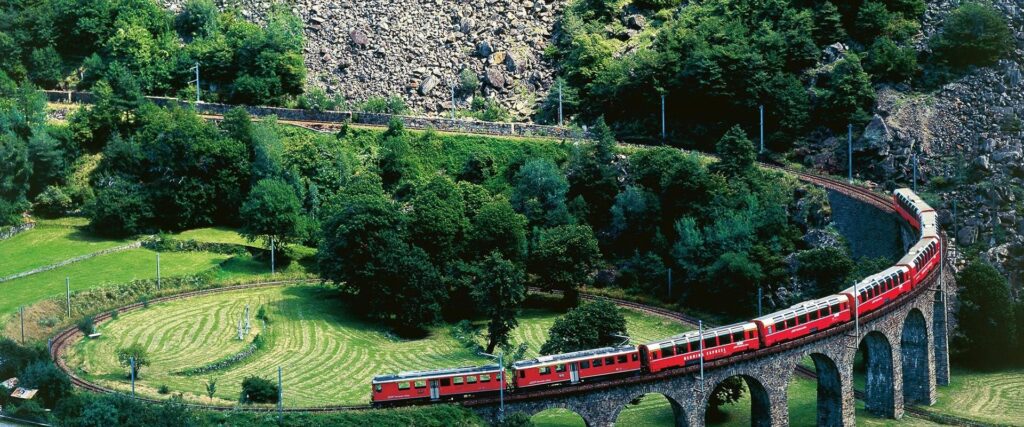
[[0, 218, 133, 277], [0, 248, 230, 316], [923, 367, 1024, 425], [65, 285, 689, 407], [171, 227, 251, 246]]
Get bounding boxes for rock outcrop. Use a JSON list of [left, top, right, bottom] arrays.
[[162, 0, 566, 119]]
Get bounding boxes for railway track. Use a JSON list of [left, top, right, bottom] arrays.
[[44, 148, 951, 421]]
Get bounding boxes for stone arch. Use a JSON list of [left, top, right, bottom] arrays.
[[529, 406, 590, 427], [796, 352, 844, 426], [859, 330, 896, 418], [613, 392, 689, 427], [704, 374, 773, 427], [901, 308, 931, 404]]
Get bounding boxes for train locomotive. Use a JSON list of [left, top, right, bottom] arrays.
[[371, 188, 941, 405]]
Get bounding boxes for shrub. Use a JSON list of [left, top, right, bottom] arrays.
[[32, 185, 73, 218], [158, 384, 170, 394], [77, 315, 95, 335], [458, 68, 480, 94], [116, 343, 150, 378], [466, 97, 511, 122], [109, 309, 119, 320], [139, 295, 150, 308], [360, 96, 409, 114], [19, 361, 72, 408], [865, 37, 918, 83], [930, 2, 1013, 68], [206, 378, 217, 398], [240, 376, 278, 404]]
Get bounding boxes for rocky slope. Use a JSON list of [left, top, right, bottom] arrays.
[[806, 0, 1023, 282], [163, 0, 565, 120]]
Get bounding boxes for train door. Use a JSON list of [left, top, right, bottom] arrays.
[[569, 362, 580, 384], [429, 380, 440, 400]]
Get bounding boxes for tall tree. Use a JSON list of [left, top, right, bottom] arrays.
[[529, 224, 601, 303], [955, 261, 1017, 368], [468, 197, 528, 263], [239, 178, 304, 249], [511, 158, 571, 228], [471, 252, 527, 353], [409, 175, 468, 265], [713, 125, 756, 178], [0, 133, 30, 226]]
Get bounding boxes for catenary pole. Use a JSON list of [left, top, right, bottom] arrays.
[[759, 105, 765, 153], [278, 366, 283, 422], [667, 268, 672, 299], [66, 277, 71, 317], [157, 253, 161, 290], [451, 86, 456, 120], [130, 356, 136, 396], [20, 306, 24, 344], [913, 153, 918, 193], [698, 320, 705, 395], [661, 94, 666, 140], [854, 281, 859, 340], [558, 83, 564, 127], [848, 124, 853, 182], [758, 287, 762, 317], [270, 236, 275, 275]]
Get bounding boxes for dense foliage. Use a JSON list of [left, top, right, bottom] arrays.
[[954, 260, 1020, 368], [240, 376, 279, 404], [929, 2, 1014, 69], [0, 0, 306, 106], [540, 299, 628, 355]]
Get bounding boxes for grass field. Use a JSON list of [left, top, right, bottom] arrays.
[[171, 227, 252, 246], [64, 285, 689, 407], [922, 367, 1024, 425], [0, 218, 133, 278], [0, 248, 231, 316]]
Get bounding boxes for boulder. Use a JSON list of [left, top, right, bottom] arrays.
[[821, 42, 848, 64], [860, 114, 893, 152], [625, 14, 647, 30], [419, 75, 440, 96], [477, 40, 494, 58], [350, 30, 369, 49], [958, 226, 978, 246], [485, 68, 507, 89], [489, 51, 507, 65]]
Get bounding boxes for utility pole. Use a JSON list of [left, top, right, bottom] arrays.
[[848, 124, 853, 182], [270, 236, 275, 275], [558, 83, 564, 127], [130, 356, 136, 396], [66, 277, 71, 318], [278, 366, 283, 423], [952, 200, 958, 236], [698, 320, 705, 395], [451, 86, 456, 120], [759, 105, 765, 154], [853, 281, 860, 340], [480, 351, 505, 421], [661, 94, 667, 140], [156, 253, 161, 290], [913, 153, 918, 193], [188, 63, 201, 103], [20, 306, 24, 344]]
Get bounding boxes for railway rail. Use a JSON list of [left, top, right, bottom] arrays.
[[45, 143, 950, 421]]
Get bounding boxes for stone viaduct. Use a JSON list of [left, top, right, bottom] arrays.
[[470, 188, 955, 426]]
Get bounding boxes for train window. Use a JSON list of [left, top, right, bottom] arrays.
[[704, 337, 716, 348], [467, 376, 478, 383], [555, 364, 565, 373], [775, 321, 785, 331], [398, 382, 410, 390], [605, 356, 616, 365], [518, 371, 525, 379], [375, 384, 382, 393], [617, 355, 628, 363], [720, 334, 732, 345], [808, 311, 818, 321], [440, 378, 451, 387], [580, 360, 590, 369], [663, 346, 675, 357], [414, 381, 426, 389], [593, 358, 603, 367], [733, 332, 744, 342], [538, 368, 549, 376], [633, 353, 639, 361], [899, 271, 905, 281], [675, 343, 686, 354], [454, 376, 464, 385], [481, 374, 491, 382]]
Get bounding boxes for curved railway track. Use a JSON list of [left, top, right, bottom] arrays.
[[46, 149, 950, 421]]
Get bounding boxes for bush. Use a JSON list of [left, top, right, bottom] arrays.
[[109, 309, 119, 320], [139, 295, 150, 308], [458, 69, 480, 95], [158, 384, 171, 394], [19, 360, 72, 408], [955, 261, 1017, 368], [360, 96, 409, 115], [865, 37, 918, 83], [240, 376, 278, 404], [930, 2, 1013, 68], [465, 97, 510, 122], [796, 247, 855, 297], [77, 315, 95, 335], [116, 343, 150, 378], [33, 186, 73, 218]]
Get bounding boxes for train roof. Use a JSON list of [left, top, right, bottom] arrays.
[[642, 321, 756, 348], [512, 345, 636, 368], [372, 364, 502, 384], [755, 294, 849, 323], [841, 266, 907, 296], [897, 237, 940, 266]]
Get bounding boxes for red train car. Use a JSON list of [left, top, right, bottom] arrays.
[[371, 364, 506, 405], [840, 266, 912, 319], [754, 294, 853, 347], [898, 237, 941, 284], [640, 322, 760, 373], [893, 188, 933, 230], [512, 346, 640, 389]]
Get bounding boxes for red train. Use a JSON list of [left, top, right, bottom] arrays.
[[371, 188, 941, 405]]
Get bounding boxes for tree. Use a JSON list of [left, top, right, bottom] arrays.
[[713, 125, 756, 178], [540, 300, 627, 354], [240, 376, 278, 404], [511, 158, 571, 228], [87, 176, 151, 237], [609, 185, 660, 253], [955, 261, 1017, 368], [0, 133, 31, 226], [468, 198, 528, 263], [707, 377, 746, 421], [796, 247, 856, 297], [206, 378, 217, 398], [812, 2, 847, 46], [116, 343, 150, 379], [529, 224, 601, 304], [27, 128, 72, 196], [29, 46, 63, 88], [239, 178, 304, 248], [176, 0, 219, 40], [471, 252, 527, 353], [865, 37, 918, 82], [930, 2, 1013, 69], [18, 360, 72, 408], [409, 176, 468, 265], [821, 53, 875, 127], [565, 117, 620, 228]]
